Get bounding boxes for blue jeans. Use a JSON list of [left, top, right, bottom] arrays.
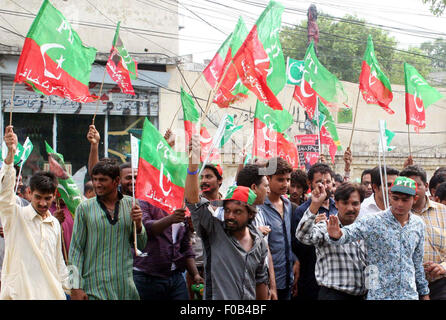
[[133, 270, 189, 300]]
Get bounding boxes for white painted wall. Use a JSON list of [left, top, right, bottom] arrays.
[[0, 0, 179, 57]]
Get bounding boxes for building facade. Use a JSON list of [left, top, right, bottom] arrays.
[[0, 0, 179, 185]]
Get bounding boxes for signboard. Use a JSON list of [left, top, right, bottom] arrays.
[[294, 134, 320, 171]]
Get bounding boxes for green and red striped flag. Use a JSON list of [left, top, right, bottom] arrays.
[[233, 1, 286, 110], [203, 17, 249, 108], [313, 98, 342, 163], [359, 35, 394, 114], [45, 142, 82, 216], [293, 41, 347, 118], [135, 118, 188, 213], [252, 100, 298, 168], [180, 88, 219, 162], [180, 87, 200, 145], [14, 0, 97, 103], [404, 63, 444, 131], [106, 22, 138, 95]]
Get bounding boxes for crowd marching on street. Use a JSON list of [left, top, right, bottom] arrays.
[[1, 123, 445, 301], [2, 0, 446, 302]]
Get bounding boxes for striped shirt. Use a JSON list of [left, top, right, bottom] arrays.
[[69, 193, 147, 300], [296, 208, 367, 296], [413, 197, 446, 282]]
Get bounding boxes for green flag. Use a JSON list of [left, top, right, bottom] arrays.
[[404, 62, 444, 130], [232, 1, 286, 110], [45, 142, 82, 216], [135, 118, 188, 213], [14, 0, 97, 102], [313, 99, 342, 151], [337, 107, 353, 124], [302, 41, 347, 105], [378, 120, 395, 152], [2, 137, 34, 165], [286, 57, 304, 85], [220, 115, 243, 147]]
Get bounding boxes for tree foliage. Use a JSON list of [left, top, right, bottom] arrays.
[[422, 0, 446, 16], [280, 14, 432, 85], [421, 38, 446, 70]]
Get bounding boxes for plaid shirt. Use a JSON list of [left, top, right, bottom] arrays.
[[296, 208, 367, 296], [414, 197, 446, 282]]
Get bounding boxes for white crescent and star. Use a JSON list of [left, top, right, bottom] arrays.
[[413, 90, 424, 113], [200, 134, 212, 144], [287, 61, 303, 85], [159, 163, 172, 197], [369, 69, 377, 87], [40, 43, 66, 80], [262, 114, 277, 142], [300, 70, 314, 98]]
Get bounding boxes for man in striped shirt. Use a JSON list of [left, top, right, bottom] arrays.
[[400, 165, 446, 300], [69, 158, 147, 300], [296, 182, 367, 300]]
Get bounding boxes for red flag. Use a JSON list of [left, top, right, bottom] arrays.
[[359, 35, 394, 114], [199, 126, 220, 163], [253, 119, 298, 169]]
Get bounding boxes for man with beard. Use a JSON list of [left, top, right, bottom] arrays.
[[185, 137, 269, 299], [291, 163, 337, 300], [361, 169, 373, 199], [200, 164, 223, 202], [118, 162, 136, 197], [296, 182, 367, 300], [288, 170, 308, 206], [259, 157, 299, 300]]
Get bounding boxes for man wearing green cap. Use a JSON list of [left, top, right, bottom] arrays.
[[326, 176, 430, 300], [185, 138, 269, 300]]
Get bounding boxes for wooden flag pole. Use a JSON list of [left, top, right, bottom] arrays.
[[92, 66, 108, 125], [316, 100, 321, 160], [169, 105, 183, 130], [131, 146, 140, 256], [9, 82, 16, 126], [200, 60, 233, 124], [348, 88, 361, 149], [407, 125, 412, 157], [190, 72, 203, 91]]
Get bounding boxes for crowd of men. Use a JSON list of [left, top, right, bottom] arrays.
[[0, 124, 446, 300]]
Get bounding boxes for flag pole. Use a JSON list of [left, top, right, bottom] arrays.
[[377, 151, 388, 210], [198, 115, 228, 176], [190, 72, 203, 92], [169, 105, 183, 131], [9, 82, 16, 126], [14, 162, 24, 194], [348, 87, 361, 149], [92, 67, 107, 125], [316, 99, 321, 160], [130, 134, 140, 256], [200, 60, 233, 123], [407, 125, 412, 157], [378, 121, 390, 208]]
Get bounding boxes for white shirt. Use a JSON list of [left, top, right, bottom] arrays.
[[358, 194, 383, 220], [0, 163, 69, 300]]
